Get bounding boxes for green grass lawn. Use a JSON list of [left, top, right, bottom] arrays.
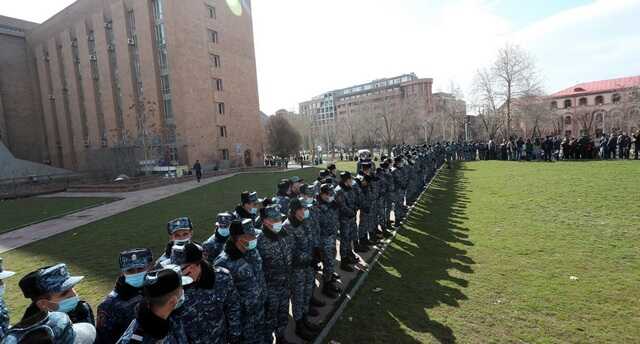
[[0, 197, 117, 234], [328, 160, 640, 343], [2, 168, 320, 322]]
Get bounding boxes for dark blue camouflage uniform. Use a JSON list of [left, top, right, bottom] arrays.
[[317, 198, 339, 279], [285, 215, 314, 321], [178, 263, 241, 344], [116, 310, 188, 344], [214, 244, 266, 344], [0, 298, 8, 340], [96, 277, 143, 344], [257, 225, 293, 343], [2, 311, 77, 344], [335, 183, 358, 260]]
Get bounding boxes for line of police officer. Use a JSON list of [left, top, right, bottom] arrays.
[[0, 144, 444, 344]]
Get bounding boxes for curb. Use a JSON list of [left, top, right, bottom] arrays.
[[313, 164, 445, 344]]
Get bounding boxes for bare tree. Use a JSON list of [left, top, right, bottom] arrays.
[[474, 43, 542, 139], [265, 116, 302, 159]]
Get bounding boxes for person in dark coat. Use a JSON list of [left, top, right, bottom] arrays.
[[193, 160, 203, 183]]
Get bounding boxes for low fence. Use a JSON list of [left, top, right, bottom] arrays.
[[0, 173, 84, 199]]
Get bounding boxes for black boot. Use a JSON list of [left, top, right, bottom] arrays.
[[295, 320, 316, 341], [310, 295, 326, 307], [304, 316, 323, 333], [354, 241, 370, 253], [276, 335, 293, 344], [308, 306, 319, 317], [340, 261, 354, 272]]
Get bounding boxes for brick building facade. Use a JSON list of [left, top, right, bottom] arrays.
[[0, 0, 263, 173]]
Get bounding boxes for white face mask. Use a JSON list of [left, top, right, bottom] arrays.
[[0, 285, 5, 297]]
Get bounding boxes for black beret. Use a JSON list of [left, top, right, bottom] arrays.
[[339, 171, 352, 180], [143, 267, 182, 298], [230, 219, 254, 237], [319, 183, 334, 194], [171, 242, 203, 266], [289, 198, 304, 212], [19, 269, 43, 299]]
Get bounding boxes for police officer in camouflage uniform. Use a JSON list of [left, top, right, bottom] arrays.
[[285, 198, 322, 341], [116, 265, 191, 344], [171, 242, 242, 344], [234, 192, 262, 227], [300, 185, 327, 313], [316, 184, 343, 298], [257, 205, 293, 344], [203, 212, 234, 265], [96, 249, 153, 344], [391, 156, 407, 227], [156, 217, 195, 267], [355, 166, 375, 252], [16, 264, 94, 326], [214, 219, 266, 344], [272, 180, 291, 213], [0, 258, 15, 340], [335, 171, 359, 272]]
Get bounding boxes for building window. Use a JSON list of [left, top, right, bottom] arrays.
[[209, 30, 218, 43], [210, 54, 221, 68], [221, 149, 229, 160], [595, 95, 604, 105], [550, 101, 557, 109], [579, 97, 587, 106], [215, 78, 223, 91], [207, 5, 216, 19], [564, 99, 572, 108], [160, 75, 171, 93], [219, 126, 227, 137], [612, 93, 621, 103], [217, 102, 225, 114], [564, 115, 572, 125], [595, 112, 603, 122]]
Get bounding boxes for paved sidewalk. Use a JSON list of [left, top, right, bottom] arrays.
[[0, 173, 238, 253]]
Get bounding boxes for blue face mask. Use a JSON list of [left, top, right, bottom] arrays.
[[217, 226, 230, 237], [175, 291, 185, 310], [303, 209, 310, 219], [250, 207, 258, 215], [57, 296, 79, 313], [246, 239, 258, 250], [271, 222, 283, 233], [125, 271, 146, 288]]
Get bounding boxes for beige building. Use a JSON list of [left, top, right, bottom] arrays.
[[549, 75, 640, 138], [299, 73, 435, 149], [0, 0, 263, 174]]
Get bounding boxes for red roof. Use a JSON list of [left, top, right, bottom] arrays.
[[551, 75, 640, 98]]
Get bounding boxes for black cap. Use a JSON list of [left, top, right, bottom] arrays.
[[143, 266, 184, 298], [19, 270, 42, 299], [319, 183, 334, 194], [289, 198, 304, 213], [394, 156, 403, 163], [241, 191, 259, 204], [277, 181, 289, 192], [167, 217, 193, 235], [327, 163, 336, 171], [171, 242, 203, 266], [361, 161, 372, 170], [230, 219, 254, 237], [289, 176, 304, 183], [119, 248, 153, 271], [339, 171, 352, 181], [319, 170, 329, 178]]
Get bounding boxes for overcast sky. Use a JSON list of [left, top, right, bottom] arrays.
[[2, 0, 640, 115]]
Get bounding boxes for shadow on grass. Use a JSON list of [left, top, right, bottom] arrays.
[[346, 163, 474, 343]]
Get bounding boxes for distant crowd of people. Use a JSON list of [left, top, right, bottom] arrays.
[[443, 130, 640, 161]]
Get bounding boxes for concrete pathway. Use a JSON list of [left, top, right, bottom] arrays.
[[1, 166, 315, 253]]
